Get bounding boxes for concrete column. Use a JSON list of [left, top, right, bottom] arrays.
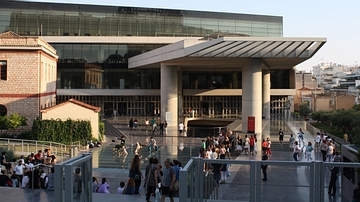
[[289, 67, 296, 89], [242, 59, 262, 134], [262, 70, 270, 119], [160, 64, 178, 134]]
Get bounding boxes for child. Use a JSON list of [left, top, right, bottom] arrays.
[[305, 142, 313, 161], [117, 181, 125, 194], [289, 134, 295, 151]]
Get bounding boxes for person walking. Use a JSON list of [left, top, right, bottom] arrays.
[[129, 118, 134, 130], [266, 137, 272, 156], [179, 122, 184, 134], [327, 142, 334, 162], [314, 132, 321, 152], [160, 121, 165, 135], [278, 129, 284, 145], [293, 141, 301, 161], [320, 140, 328, 162], [145, 158, 159, 202], [261, 150, 268, 181], [129, 155, 144, 195], [161, 158, 176, 202], [289, 134, 295, 151], [145, 118, 150, 132], [305, 142, 314, 161], [261, 139, 268, 154], [328, 167, 339, 196]]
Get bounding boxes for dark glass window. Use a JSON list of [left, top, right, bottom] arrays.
[[0, 61, 7, 80], [53, 43, 163, 89], [182, 71, 241, 89], [270, 70, 290, 89]]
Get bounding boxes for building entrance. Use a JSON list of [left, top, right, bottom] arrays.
[[201, 102, 209, 115], [146, 102, 155, 116], [104, 102, 113, 116], [117, 103, 127, 116]]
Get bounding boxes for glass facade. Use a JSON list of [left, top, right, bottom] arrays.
[[1, 1, 290, 116], [1, 2, 283, 37], [52, 43, 163, 89], [52, 42, 290, 90]]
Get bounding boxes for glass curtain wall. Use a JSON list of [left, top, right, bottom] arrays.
[[1, 2, 283, 37]]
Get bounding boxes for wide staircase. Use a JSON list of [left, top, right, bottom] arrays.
[[96, 142, 240, 170]]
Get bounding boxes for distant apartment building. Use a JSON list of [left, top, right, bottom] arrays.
[[312, 62, 356, 90], [0, 31, 58, 128], [294, 71, 321, 111], [311, 93, 356, 112]]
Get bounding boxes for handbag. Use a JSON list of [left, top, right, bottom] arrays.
[[173, 180, 179, 191]]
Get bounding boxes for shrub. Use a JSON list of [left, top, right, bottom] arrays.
[[17, 131, 33, 139]]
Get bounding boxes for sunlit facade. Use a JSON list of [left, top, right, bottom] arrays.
[[1, 1, 295, 117]]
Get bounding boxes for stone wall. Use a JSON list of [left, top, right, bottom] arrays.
[[0, 32, 58, 130]]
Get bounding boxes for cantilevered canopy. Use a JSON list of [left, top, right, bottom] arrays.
[[129, 37, 326, 70]]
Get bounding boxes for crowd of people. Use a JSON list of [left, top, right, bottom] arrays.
[[290, 129, 341, 163], [92, 155, 182, 202], [0, 149, 57, 189], [129, 117, 168, 136]]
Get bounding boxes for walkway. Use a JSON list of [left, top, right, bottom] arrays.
[[0, 115, 351, 202]]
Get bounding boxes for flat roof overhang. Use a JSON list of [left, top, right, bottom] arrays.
[[129, 37, 326, 70]]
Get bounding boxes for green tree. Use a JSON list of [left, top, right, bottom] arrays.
[[299, 102, 312, 119], [311, 110, 325, 124], [0, 113, 27, 135]]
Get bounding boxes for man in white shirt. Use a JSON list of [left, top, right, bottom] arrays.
[[315, 132, 321, 152], [14, 160, 24, 187], [179, 122, 184, 134], [26, 160, 35, 171]]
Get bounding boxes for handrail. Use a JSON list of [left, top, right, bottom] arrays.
[[30, 163, 53, 192], [180, 156, 360, 202], [0, 138, 68, 157]]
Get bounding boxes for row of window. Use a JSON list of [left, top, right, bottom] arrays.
[[57, 66, 290, 90]]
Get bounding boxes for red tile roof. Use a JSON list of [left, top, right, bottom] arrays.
[[298, 87, 312, 91], [41, 99, 101, 113]]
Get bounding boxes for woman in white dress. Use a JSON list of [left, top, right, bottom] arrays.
[[244, 135, 250, 155]]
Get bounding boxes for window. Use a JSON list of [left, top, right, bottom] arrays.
[[0, 61, 7, 80], [0, 105, 6, 116]]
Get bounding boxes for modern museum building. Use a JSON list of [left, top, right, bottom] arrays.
[[0, 1, 326, 133]]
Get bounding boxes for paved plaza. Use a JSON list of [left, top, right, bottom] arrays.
[[0, 116, 352, 201]]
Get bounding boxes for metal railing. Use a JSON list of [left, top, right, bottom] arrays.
[[0, 138, 68, 157], [54, 153, 93, 202], [180, 157, 360, 202], [29, 163, 53, 191]]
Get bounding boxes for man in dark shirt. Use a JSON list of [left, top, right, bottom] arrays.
[[1, 151, 12, 174], [0, 170, 11, 186], [261, 151, 268, 181], [328, 167, 339, 196]]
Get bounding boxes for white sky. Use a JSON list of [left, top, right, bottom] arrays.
[[25, 0, 360, 72]]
